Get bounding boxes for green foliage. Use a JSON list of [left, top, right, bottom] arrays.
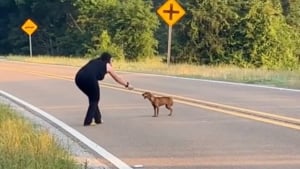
[[86, 30, 125, 60], [0, 104, 79, 169], [175, 0, 239, 64], [1, 0, 299, 70], [282, 0, 300, 62], [228, 0, 298, 70], [76, 0, 159, 60], [283, 0, 300, 27], [173, 0, 299, 70], [112, 0, 159, 60], [0, 0, 84, 56], [75, 0, 118, 38]]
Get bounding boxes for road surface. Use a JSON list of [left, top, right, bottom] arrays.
[[0, 59, 300, 169]]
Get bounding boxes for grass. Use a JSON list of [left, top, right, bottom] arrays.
[[7, 55, 300, 89], [0, 103, 80, 169]]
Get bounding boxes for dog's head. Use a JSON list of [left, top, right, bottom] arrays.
[[142, 92, 152, 99]]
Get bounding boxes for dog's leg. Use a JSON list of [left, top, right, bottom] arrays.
[[152, 106, 157, 117], [156, 107, 159, 117], [166, 104, 173, 116]]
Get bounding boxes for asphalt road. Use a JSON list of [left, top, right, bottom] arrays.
[[0, 59, 300, 169]]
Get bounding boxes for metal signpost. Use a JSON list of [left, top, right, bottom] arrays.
[[21, 19, 38, 57], [157, 0, 186, 66]]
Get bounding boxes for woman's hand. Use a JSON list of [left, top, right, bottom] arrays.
[[125, 82, 134, 90]]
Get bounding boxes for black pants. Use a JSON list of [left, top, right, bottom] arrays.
[[75, 75, 101, 125]]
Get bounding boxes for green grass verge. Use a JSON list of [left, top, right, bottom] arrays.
[[7, 55, 300, 89], [0, 103, 80, 169]]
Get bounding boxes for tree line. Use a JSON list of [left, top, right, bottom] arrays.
[[0, 0, 299, 70]]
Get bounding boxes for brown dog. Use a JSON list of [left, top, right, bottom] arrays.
[[142, 92, 173, 117]]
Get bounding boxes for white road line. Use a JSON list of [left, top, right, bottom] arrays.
[[0, 90, 133, 169], [121, 71, 300, 92]]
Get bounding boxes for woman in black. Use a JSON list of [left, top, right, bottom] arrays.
[[75, 52, 133, 126]]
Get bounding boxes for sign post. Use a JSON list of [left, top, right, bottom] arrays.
[[157, 0, 185, 66], [21, 19, 38, 57]]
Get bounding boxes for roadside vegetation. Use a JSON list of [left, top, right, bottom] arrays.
[[1, 1, 300, 70], [2, 0, 300, 88], [0, 103, 80, 169], [8, 55, 300, 90]]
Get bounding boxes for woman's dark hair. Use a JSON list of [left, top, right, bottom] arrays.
[[98, 52, 112, 63]]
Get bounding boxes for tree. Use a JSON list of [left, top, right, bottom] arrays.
[[281, 0, 300, 61], [76, 0, 159, 60], [112, 0, 159, 60], [175, 0, 238, 64], [0, 0, 84, 56], [228, 0, 298, 69], [171, 0, 299, 69], [86, 30, 125, 60], [29, 0, 84, 56]]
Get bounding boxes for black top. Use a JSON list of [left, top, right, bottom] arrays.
[[76, 58, 107, 81]]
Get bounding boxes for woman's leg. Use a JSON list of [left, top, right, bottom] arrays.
[[91, 81, 101, 124], [94, 102, 102, 124], [84, 80, 101, 125], [84, 100, 98, 125], [76, 76, 101, 125]]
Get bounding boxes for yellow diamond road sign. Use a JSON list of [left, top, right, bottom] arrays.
[[21, 19, 38, 36], [157, 0, 186, 26]]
